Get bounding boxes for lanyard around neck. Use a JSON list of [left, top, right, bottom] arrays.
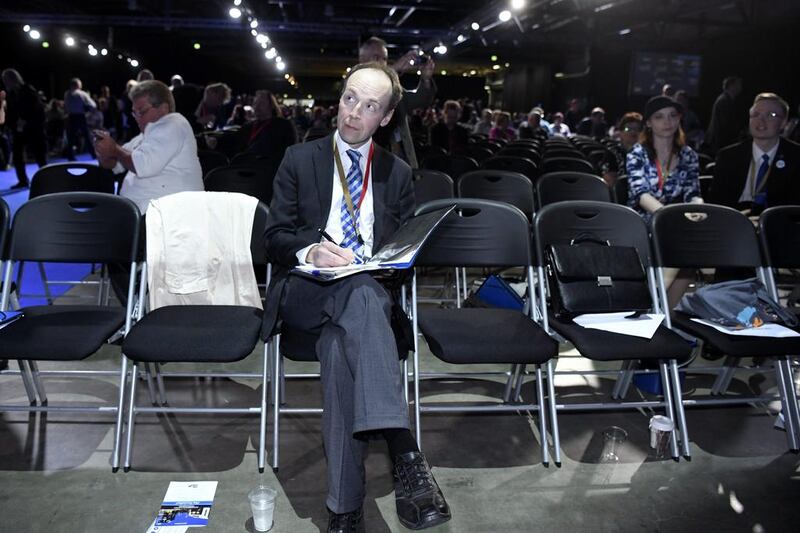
[[655, 152, 673, 192], [333, 137, 374, 240]]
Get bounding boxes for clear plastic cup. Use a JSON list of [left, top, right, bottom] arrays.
[[248, 485, 277, 532], [600, 426, 628, 463], [649, 415, 675, 458]]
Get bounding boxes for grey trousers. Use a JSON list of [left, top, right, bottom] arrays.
[[280, 273, 409, 513]]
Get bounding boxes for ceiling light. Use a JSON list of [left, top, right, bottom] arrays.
[[265, 47, 277, 59], [23, 24, 31, 32], [256, 33, 269, 44], [250, 19, 258, 29], [28, 29, 41, 40], [618, 28, 631, 35], [234, 0, 242, 5], [490, 54, 498, 61], [41, 41, 50, 48], [88, 47, 98, 56], [130, 59, 140, 67], [440, 70, 447, 75], [471, 22, 480, 30], [284, 74, 290, 79], [101, 48, 108, 55], [470, 69, 477, 75], [457, 34, 465, 42], [493, 64, 500, 70], [499, 10, 512, 22], [275, 56, 282, 63], [416, 70, 421, 75], [307, 94, 312, 99], [511, 0, 526, 9], [229, 7, 242, 18], [193, 42, 201, 50], [65, 36, 76, 47], [276, 61, 286, 71], [435, 44, 447, 55]]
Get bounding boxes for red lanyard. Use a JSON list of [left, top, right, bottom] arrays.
[[248, 120, 270, 142], [333, 139, 373, 210], [655, 152, 673, 192]]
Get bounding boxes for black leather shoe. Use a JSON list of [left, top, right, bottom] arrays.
[[393, 451, 451, 530], [327, 506, 365, 533]]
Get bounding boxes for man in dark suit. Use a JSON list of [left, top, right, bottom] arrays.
[[705, 76, 743, 155], [264, 62, 450, 533], [709, 92, 800, 215]]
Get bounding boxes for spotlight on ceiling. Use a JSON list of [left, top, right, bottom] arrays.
[[65, 36, 76, 47], [229, 7, 242, 18], [499, 10, 512, 22]]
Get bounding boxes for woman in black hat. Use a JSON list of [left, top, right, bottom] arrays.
[[625, 95, 703, 222]]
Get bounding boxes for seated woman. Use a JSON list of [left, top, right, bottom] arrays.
[[627, 96, 703, 306], [489, 111, 517, 142]]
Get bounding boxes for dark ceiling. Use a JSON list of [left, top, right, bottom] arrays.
[[2, 0, 798, 93]]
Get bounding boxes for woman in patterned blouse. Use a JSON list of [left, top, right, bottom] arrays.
[[626, 96, 703, 223]]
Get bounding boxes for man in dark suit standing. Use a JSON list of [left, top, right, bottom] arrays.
[[709, 92, 800, 215], [705, 76, 743, 155], [264, 62, 450, 533]]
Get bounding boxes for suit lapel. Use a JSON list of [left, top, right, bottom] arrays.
[[313, 134, 335, 219], [371, 144, 392, 248]]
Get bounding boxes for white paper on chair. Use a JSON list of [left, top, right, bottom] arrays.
[[690, 318, 800, 338], [573, 312, 665, 339]]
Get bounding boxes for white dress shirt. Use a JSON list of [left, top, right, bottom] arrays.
[[296, 131, 376, 264], [738, 140, 780, 203], [114, 112, 204, 213]]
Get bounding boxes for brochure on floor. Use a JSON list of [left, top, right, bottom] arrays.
[[146, 481, 218, 531]]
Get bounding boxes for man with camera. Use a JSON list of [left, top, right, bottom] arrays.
[[358, 36, 436, 168]]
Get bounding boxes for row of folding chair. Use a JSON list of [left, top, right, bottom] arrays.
[[0, 192, 273, 473], [407, 200, 800, 465], [413, 168, 611, 215]]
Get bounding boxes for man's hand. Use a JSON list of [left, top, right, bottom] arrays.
[[307, 241, 355, 267], [93, 130, 118, 160], [391, 50, 419, 74], [420, 55, 435, 83]]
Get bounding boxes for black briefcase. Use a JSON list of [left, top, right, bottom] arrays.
[[546, 239, 652, 318]]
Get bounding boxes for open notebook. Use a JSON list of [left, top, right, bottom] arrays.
[[292, 204, 456, 281]]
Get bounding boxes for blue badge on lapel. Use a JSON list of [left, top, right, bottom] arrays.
[[776, 159, 786, 169]]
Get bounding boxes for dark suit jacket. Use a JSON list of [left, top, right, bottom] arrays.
[[709, 138, 800, 212], [262, 133, 415, 336]]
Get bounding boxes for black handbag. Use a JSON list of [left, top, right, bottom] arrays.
[[546, 237, 652, 318]]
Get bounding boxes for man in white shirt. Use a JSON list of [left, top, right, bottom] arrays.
[[710, 92, 800, 215], [264, 63, 450, 533], [94, 80, 203, 213]]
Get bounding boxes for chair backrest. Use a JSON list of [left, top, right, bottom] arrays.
[[698, 175, 713, 199], [29, 163, 116, 199], [412, 169, 454, 204], [250, 201, 270, 265], [204, 164, 275, 205], [651, 203, 762, 268], [474, 140, 502, 152], [456, 145, 494, 163], [759, 206, 800, 268], [0, 198, 9, 260], [498, 146, 541, 162], [541, 157, 595, 175], [422, 154, 480, 180], [533, 201, 653, 268], [414, 198, 531, 268], [456, 170, 535, 219], [543, 149, 585, 160], [481, 155, 538, 181], [198, 150, 230, 179], [535, 172, 611, 210], [8, 192, 141, 264], [613, 176, 629, 205], [415, 144, 447, 161], [231, 152, 277, 167]]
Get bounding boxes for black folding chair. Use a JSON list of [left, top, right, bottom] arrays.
[[614, 176, 629, 205], [422, 154, 479, 181], [0, 192, 141, 471], [412, 169, 454, 204], [455, 144, 494, 163], [456, 170, 535, 220], [412, 199, 559, 464], [481, 155, 538, 182], [204, 164, 275, 205], [543, 149, 585, 160], [121, 194, 271, 471], [498, 146, 542, 163], [535, 171, 611, 210], [541, 157, 595, 175], [758, 206, 800, 446], [651, 203, 800, 452], [534, 201, 692, 462], [198, 150, 230, 179], [699, 175, 713, 200]]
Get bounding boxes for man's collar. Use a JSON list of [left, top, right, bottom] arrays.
[[334, 130, 372, 160], [752, 139, 780, 161]]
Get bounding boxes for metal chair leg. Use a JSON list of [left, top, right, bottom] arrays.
[[659, 362, 681, 460], [123, 362, 139, 472], [272, 336, 281, 470], [258, 343, 268, 473], [112, 355, 129, 472], [37, 262, 54, 305], [27, 360, 48, 405], [17, 360, 38, 406], [774, 358, 799, 451], [535, 364, 549, 466], [669, 360, 691, 459], [546, 360, 561, 466], [503, 365, 519, 403]]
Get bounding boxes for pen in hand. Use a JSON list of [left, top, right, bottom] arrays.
[[317, 228, 365, 265]]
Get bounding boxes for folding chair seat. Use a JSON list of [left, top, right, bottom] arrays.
[[534, 201, 692, 462], [651, 203, 800, 451], [0, 192, 141, 471], [121, 193, 271, 472], [535, 171, 611, 209], [412, 199, 558, 465], [204, 164, 275, 205]]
